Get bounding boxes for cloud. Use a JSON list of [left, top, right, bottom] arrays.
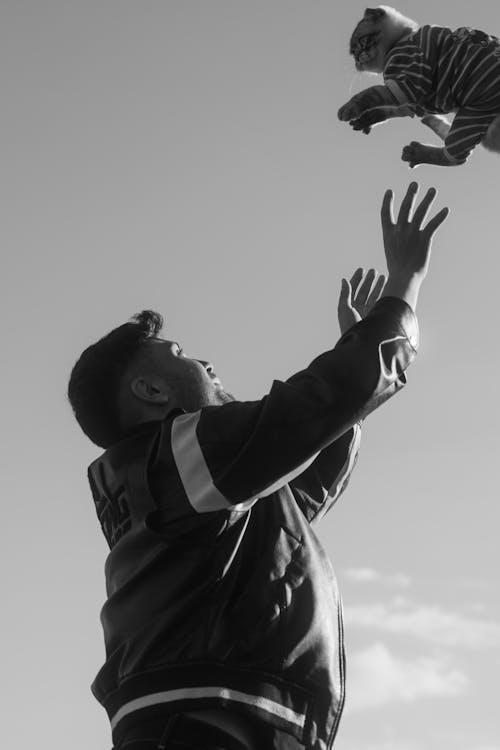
[[343, 567, 412, 588], [345, 642, 468, 712], [345, 599, 500, 649]]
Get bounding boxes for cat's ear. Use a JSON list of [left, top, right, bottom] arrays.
[[364, 8, 386, 20]]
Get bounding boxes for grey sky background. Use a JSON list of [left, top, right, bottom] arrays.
[[2, 2, 499, 748]]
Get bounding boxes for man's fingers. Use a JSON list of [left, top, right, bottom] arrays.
[[356, 268, 376, 302], [397, 181, 419, 224], [412, 186, 437, 228], [349, 267, 364, 296], [423, 205, 450, 239], [339, 278, 354, 311], [381, 189, 395, 232], [367, 274, 386, 306]]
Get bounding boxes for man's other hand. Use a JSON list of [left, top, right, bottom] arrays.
[[338, 268, 386, 335]]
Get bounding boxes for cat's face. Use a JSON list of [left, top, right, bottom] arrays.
[[349, 8, 388, 74]]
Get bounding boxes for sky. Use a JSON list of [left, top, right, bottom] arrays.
[[2, 1, 499, 748]]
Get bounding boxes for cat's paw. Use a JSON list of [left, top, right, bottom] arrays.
[[401, 141, 425, 168], [350, 119, 372, 134], [338, 101, 372, 133], [338, 100, 362, 122]]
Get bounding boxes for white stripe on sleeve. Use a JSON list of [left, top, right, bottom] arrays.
[[171, 411, 239, 512], [171, 411, 320, 513]]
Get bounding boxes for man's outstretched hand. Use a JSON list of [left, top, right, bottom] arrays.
[[380, 182, 449, 312], [338, 268, 386, 335], [337, 182, 449, 334]]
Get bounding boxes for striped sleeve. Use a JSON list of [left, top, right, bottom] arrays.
[[384, 41, 433, 104], [164, 298, 418, 515]]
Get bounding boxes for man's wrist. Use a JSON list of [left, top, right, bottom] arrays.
[[381, 276, 421, 313]]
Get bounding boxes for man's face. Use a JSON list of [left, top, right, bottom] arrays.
[[144, 338, 235, 412]]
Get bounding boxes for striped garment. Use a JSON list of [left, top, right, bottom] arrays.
[[384, 25, 500, 162]]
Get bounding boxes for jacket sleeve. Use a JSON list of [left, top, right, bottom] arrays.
[[164, 297, 418, 513], [288, 423, 361, 525]]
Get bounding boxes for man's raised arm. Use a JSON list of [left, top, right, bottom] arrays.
[[158, 183, 449, 512]]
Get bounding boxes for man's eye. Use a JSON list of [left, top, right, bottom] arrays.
[[177, 347, 184, 356]]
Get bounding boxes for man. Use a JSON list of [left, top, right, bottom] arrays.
[[68, 182, 448, 750]]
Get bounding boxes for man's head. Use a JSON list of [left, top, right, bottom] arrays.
[[68, 310, 234, 449]]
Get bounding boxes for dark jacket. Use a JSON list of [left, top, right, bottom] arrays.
[[88, 297, 419, 750]]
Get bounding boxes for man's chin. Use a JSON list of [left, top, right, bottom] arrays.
[[217, 389, 236, 404]]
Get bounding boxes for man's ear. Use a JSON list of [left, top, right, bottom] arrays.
[[129, 375, 170, 405]]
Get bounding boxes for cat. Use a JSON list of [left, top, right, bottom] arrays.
[[337, 6, 500, 167]]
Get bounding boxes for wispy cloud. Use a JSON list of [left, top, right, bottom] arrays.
[[345, 642, 468, 712], [343, 567, 412, 588], [346, 599, 500, 649]]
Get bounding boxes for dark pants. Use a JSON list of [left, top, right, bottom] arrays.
[[112, 713, 259, 750]]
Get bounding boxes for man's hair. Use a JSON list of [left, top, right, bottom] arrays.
[[68, 310, 164, 448]]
